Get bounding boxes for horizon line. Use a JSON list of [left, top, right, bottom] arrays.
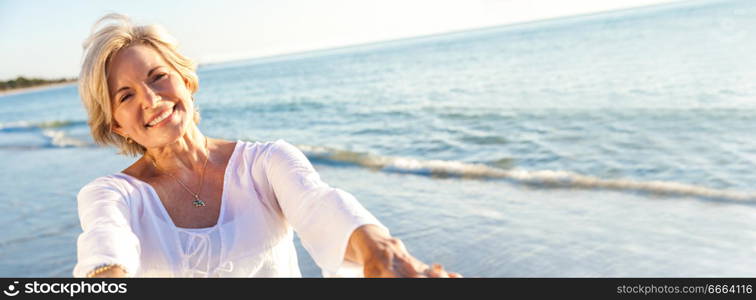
[[197, 0, 695, 69]]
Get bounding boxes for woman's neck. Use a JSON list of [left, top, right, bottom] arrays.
[[144, 127, 210, 174]]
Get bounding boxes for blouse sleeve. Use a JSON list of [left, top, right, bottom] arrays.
[[264, 139, 389, 277], [72, 179, 141, 277]]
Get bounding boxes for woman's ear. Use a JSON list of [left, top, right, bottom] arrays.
[[110, 122, 125, 137]]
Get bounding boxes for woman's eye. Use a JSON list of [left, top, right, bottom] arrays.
[[154, 73, 166, 81], [120, 94, 132, 102]]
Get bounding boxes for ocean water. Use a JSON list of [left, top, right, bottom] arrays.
[[2, 0, 756, 277]]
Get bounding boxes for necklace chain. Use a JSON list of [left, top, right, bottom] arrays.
[[149, 137, 210, 207]]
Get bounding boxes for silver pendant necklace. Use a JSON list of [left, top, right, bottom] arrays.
[[149, 137, 210, 208]]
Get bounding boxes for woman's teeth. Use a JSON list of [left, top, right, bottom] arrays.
[[148, 108, 173, 127]]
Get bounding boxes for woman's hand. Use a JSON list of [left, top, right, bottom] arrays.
[[346, 224, 462, 278]]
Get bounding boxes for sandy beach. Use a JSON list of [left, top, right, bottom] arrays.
[[0, 81, 77, 97]]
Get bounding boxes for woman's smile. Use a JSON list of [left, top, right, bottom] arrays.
[[146, 105, 178, 129]]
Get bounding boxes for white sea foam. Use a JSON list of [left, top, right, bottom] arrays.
[[42, 129, 91, 148], [298, 144, 756, 203], [0, 119, 93, 148], [0, 119, 82, 130], [0, 120, 33, 130]]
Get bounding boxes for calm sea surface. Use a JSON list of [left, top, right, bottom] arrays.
[[2, 0, 756, 276]]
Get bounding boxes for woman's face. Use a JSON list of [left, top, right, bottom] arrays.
[[107, 44, 194, 148]]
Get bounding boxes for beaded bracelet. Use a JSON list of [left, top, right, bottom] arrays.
[[86, 264, 126, 278]]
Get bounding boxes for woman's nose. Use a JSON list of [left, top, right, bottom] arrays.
[[140, 86, 161, 109]]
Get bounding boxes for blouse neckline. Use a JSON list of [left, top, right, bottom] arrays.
[[117, 140, 243, 231]]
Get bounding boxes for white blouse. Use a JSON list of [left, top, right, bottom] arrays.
[[72, 139, 387, 277]]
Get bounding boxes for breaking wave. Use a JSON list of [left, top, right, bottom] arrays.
[[298, 144, 756, 204]]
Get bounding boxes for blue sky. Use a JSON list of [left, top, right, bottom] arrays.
[[0, 0, 681, 80]]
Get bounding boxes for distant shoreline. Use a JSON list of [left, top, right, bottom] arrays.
[[0, 81, 77, 97]]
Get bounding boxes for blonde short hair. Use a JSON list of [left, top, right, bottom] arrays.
[[79, 13, 200, 157]]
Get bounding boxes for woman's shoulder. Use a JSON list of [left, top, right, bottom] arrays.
[[230, 139, 308, 179], [76, 173, 140, 209], [80, 173, 133, 190], [236, 138, 299, 159], [237, 138, 288, 148], [78, 172, 149, 201]]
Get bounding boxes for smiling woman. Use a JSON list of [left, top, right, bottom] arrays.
[[107, 44, 195, 149], [73, 13, 461, 278], [79, 14, 200, 157]]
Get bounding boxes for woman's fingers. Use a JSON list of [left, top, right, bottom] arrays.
[[423, 263, 448, 277], [402, 256, 431, 277], [421, 263, 463, 278], [430, 264, 445, 277]]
